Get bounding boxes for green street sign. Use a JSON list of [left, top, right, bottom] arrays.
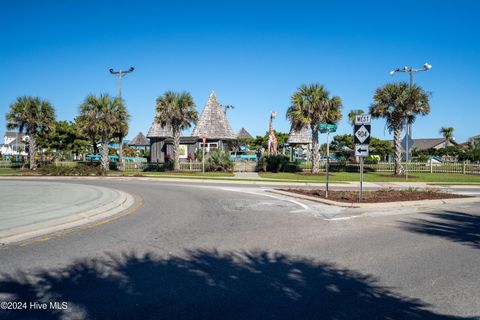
[[319, 123, 337, 133]]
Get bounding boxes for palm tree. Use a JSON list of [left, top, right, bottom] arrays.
[[348, 109, 364, 127], [369, 82, 430, 175], [5, 96, 56, 170], [156, 91, 198, 171], [77, 94, 129, 171], [286, 84, 342, 174], [439, 127, 454, 141]]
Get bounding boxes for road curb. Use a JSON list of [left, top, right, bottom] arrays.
[[0, 188, 135, 245], [267, 189, 480, 209], [0, 175, 338, 186]]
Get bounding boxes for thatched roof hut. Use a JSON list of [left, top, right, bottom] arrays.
[[237, 128, 253, 140], [192, 91, 235, 140], [128, 132, 150, 147], [146, 122, 174, 138], [287, 126, 312, 144]]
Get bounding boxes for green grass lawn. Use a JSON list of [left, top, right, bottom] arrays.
[[259, 171, 480, 183], [0, 168, 26, 175], [117, 171, 235, 177], [2, 167, 479, 183]]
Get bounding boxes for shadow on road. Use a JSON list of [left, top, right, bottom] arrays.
[[0, 249, 473, 319], [402, 211, 480, 249]]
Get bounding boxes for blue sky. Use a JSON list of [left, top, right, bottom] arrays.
[[1, 0, 479, 142]]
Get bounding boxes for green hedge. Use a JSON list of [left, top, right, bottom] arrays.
[[38, 164, 106, 176], [257, 155, 300, 173]]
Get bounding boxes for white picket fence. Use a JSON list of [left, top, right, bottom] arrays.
[[2, 160, 480, 175], [299, 161, 480, 175]]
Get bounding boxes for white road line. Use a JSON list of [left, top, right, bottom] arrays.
[[220, 187, 311, 211], [326, 215, 361, 221], [452, 191, 480, 195]]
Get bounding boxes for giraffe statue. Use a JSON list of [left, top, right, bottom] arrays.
[[267, 111, 278, 156]]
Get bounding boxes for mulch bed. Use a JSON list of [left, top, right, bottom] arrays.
[[283, 188, 468, 203]]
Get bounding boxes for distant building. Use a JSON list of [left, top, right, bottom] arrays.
[[287, 126, 312, 160], [0, 131, 27, 159], [192, 91, 236, 151], [389, 138, 457, 151], [128, 132, 150, 151], [236, 128, 253, 140], [147, 91, 236, 162]]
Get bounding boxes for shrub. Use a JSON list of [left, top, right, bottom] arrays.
[[364, 155, 379, 164], [194, 148, 204, 162], [143, 162, 172, 172], [38, 164, 105, 176], [206, 150, 234, 172], [257, 155, 300, 173]]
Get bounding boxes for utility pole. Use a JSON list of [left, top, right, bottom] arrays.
[[109, 67, 135, 98]]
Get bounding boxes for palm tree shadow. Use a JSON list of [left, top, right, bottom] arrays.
[[0, 249, 474, 320], [402, 211, 480, 249]]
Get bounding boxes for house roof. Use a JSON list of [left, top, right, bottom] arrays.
[[128, 132, 149, 146], [146, 122, 175, 138], [192, 91, 235, 140], [287, 126, 312, 144], [4, 131, 25, 139], [9, 138, 25, 146], [237, 128, 253, 140], [388, 138, 457, 150]]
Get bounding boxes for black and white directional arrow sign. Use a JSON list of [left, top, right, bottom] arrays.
[[355, 144, 369, 157]]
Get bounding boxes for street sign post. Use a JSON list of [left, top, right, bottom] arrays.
[[202, 134, 206, 174], [355, 144, 369, 157], [355, 114, 371, 125], [354, 115, 372, 201], [319, 123, 337, 134], [318, 123, 337, 198], [401, 131, 414, 179], [354, 124, 371, 144]]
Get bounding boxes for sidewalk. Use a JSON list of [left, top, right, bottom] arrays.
[[233, 172, 262, 179]]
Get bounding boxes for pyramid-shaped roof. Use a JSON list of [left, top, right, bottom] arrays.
[[237, 128, 253, 140], [146, 122, 174, 138], [128, 132, 150, 146], [287, 125, 312, 144], [192, 91, 235, 140]]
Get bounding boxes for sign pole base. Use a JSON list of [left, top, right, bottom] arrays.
[[359, 156, 364, 202]]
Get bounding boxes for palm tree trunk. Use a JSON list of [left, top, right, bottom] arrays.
[[172, 127, 181, 171], [100, 135, 109, 171], [118, 136, 123, 161], [92, 137, 98, 155], [311, 125, 320, 174], [118, 135, 124, 171], [29, 134, 38, 170], [394, 125, 403, 175]]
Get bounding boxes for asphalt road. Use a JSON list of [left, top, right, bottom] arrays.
[[0, 178, 479, 320]]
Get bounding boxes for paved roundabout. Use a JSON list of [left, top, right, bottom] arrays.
[[0, 178, 479, 319], [0, 180, 134, 244]]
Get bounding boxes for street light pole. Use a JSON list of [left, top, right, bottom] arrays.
[[389, 63, 432, 178], [109, 67, 134, 98], [109, 67, 134, 169]]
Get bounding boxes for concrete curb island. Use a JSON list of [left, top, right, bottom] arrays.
[[0, 183, 135, 245], [268, 189, 480, 209]]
